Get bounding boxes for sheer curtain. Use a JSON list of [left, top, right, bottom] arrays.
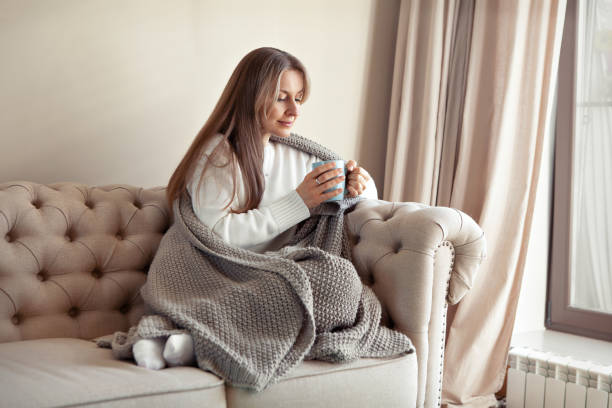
[[384, 0, 566, 406], [571, 0, 612, 313]]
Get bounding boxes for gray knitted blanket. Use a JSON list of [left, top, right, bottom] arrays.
[[100, 134, 413, 391]]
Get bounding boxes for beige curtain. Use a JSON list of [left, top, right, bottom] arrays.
[[384, 0, 566, 406]]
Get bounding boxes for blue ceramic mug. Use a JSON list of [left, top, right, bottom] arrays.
[[311, 160, 346, 202]]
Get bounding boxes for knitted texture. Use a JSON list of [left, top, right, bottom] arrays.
[[100, 133, 413, 391]]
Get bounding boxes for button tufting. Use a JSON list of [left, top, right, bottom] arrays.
[[116, 233, 123, 241], [119, 304, 131, 314], [37, 271, 47, 281], [5, 233, 12, 243], [11, 315, 20, 325], [68, 307, 79, 318], [66, 228, 77, 242], [368, 274, 375, 286], [91, 268, 102, 279], [32, 200, 42, 209], [133, 201, 142, 209], [353, 235, 360, 245], [85, 200, 94, 209], [394, 243, 402, 254]]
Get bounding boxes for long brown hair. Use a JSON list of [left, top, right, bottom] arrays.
[[167, 47, 310, 213]]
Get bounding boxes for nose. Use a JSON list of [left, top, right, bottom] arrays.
[[286, 100, 300, 118]]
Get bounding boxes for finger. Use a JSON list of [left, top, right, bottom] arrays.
[[346, 160, 357, 172], [310, 162, 338, 179], [346, 185, 357, 197], [347, 174, 367, 188], [318, 175, 345, 192], [316, 168, 344, 184], [349, 166, 371, 182], [323, 187, 343, 200], [348, 166, 368, 178], [347, 180, 365, 195], [347, 173, 365, 182]]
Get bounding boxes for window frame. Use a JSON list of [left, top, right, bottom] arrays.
[[547, 0, 612, 341]]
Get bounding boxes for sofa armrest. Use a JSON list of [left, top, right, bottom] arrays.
[[345, 199, 486, 408]]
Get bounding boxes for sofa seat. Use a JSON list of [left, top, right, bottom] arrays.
[[0, 338, 226, 408], [227, 352, 417, 408], [0, 337, 416, 408]]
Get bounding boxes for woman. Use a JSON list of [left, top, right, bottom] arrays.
[[124, 48, 408, 382]]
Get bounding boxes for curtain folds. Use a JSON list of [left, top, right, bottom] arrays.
[[383, 1, 567, 406]]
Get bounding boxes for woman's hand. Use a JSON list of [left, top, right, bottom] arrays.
[[345, 160, 371, 197], [297, 162, 345, 209]]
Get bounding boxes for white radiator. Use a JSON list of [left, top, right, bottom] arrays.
[[506, 346, 612, 408]]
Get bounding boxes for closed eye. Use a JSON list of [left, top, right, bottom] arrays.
[[277, 97, 303, 104]]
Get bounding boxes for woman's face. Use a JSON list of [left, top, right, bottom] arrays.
[[261, 69, 304, 141]]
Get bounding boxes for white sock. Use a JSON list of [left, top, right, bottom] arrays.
[[163, 333, 196, 367], [133, 338, 166, 370]]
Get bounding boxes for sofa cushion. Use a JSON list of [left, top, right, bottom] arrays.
[[226, 352, 417, 408], [0, 338, 226, 408]]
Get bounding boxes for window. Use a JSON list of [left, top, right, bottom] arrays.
[[548, 0, 612, 341]]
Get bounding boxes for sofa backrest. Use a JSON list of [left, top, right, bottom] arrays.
[[0, 182, 170, 343]]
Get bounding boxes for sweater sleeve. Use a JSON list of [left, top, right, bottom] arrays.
[[361, 176, 379, 199], [187, 147, 310, 249]]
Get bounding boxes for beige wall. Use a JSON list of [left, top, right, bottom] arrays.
[[1, 0, 399, 193]]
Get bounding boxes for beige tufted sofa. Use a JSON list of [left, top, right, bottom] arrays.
[[0, 181, 485, 408]]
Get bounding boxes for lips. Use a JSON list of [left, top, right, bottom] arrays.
[[278, 120, 293, 127]]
